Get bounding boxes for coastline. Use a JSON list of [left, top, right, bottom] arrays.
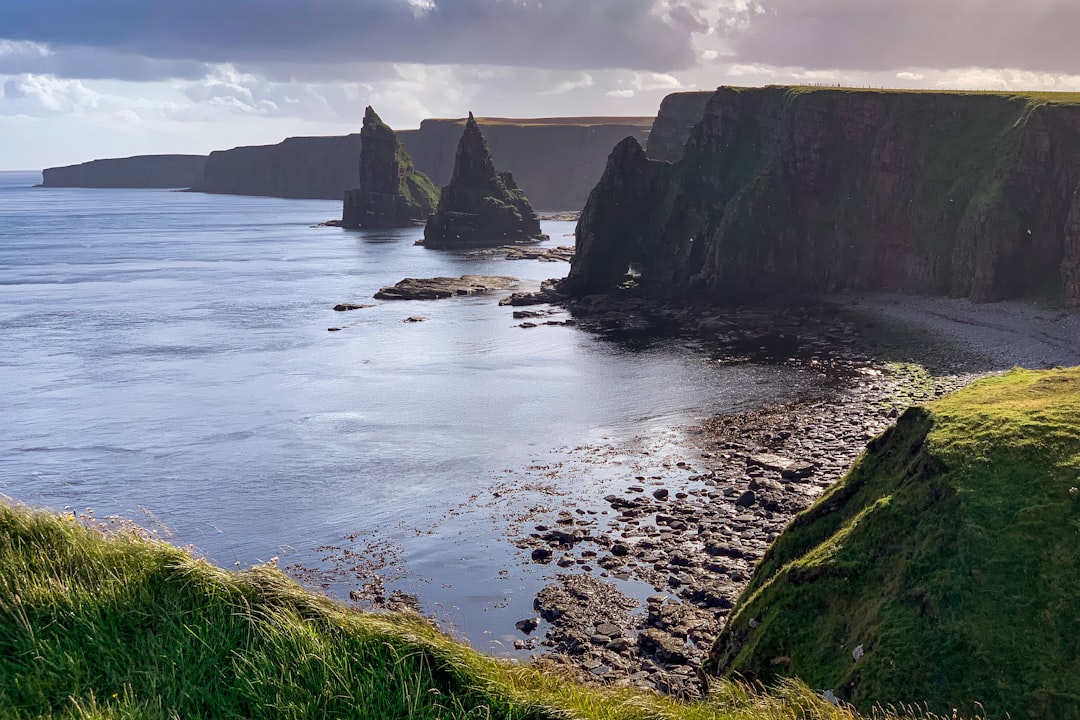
[[493, 290, 1080, 694]]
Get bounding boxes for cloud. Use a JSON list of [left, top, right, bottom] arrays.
[[724, 0, 1080, 75], [0, 0, 713, 76]]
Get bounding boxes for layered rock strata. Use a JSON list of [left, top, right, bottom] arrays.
[[341, 107, 438, 228], [423, 114, 545, 248], [569, 86, 1080, 305]]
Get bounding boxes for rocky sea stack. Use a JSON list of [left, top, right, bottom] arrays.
[[708, 367, 1080, 719], [423, 113, 545, 248], [341, 107, 439, 229], [569, 86, 1080, 305]]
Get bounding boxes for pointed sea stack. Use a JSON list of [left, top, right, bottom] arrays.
[[423, 113, 545, 248], [341, 107, 439, 229]]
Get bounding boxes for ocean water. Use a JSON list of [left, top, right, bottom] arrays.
[[0, 171, 825, 653]]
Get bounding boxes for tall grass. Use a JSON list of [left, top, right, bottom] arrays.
[[0, 502, 960, 720]]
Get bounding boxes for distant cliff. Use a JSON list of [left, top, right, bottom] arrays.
[[40, 155, 206, 189], [645, 91, 713, 162], [569, 86, 1080, 305], [191, 135, 362, 200], [44, 117, 652, 211]]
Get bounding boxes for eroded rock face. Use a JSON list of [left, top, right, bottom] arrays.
[[645, 91, 714, 162], [423, 113, 545, 248], [570, 86, 1080, 305], [341, 107, 439, 229]]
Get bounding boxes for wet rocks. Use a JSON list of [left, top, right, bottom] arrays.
[[374, 275, 516, 300], [333, 303, 374, 312]]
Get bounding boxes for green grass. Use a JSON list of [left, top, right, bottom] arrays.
[[0, 502, 967, 720], [710, 367, 1080, 719]]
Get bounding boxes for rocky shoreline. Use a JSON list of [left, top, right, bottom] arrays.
[[501, 290, 991, 697]]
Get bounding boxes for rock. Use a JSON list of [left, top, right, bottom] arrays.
[[734, 490, 756, 508], [748, 453, 816, 479], [653, 488, 670, 500], [374, 275, 516, 300], [639, 629, 690, 665], [341, 106, 439, 229], [502, 245, 575, 262], [327, 327, 343, 332], [333, 303, 374, 312], [531, 547, 553, 562], [515, 617, 540, 635], [423, 113, 546, 248], [596, 622, 623, 638], [403, 316, 427, 323]]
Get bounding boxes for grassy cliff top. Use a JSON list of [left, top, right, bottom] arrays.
[[711, 367, 1080, 718], [0, 499, 961, 720], [762, 84, 1080, 105]]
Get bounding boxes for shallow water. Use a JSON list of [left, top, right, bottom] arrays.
[[0, 171, 827, 653]]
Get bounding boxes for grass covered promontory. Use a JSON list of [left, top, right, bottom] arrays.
[[0, 502, 965, 720], [710, 367, 1080, 718]]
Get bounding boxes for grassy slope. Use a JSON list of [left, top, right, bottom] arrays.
[[0, 502, 957, 720], [709, 368, 1080, 719]]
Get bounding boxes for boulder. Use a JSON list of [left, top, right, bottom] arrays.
[[423, 113, 546, 248]]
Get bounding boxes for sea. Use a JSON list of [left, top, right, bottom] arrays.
[[0, 170, 827, 655]]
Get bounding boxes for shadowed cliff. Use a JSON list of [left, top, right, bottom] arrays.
[[423, 113, 543, 247], [41, 155, 206, 189], [569, 86, 1080, 306], [183, 117, 651, 210], [341, 107, 438, 228]]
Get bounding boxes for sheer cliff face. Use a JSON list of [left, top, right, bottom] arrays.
[[645, 91, 714, 162], [41, 155, 206, 189], [570, 86, 1080, 305]]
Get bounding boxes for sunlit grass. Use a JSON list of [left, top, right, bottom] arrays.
[[0, 500, 969, 720]]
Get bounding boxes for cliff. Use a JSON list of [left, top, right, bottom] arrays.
[[707, 367, 1080, 718], [569, 86, 1080, 305], [341, 107, 438, 228], [42, 117, 651, 210], [40, 155, 206, 189], [644, 91, 713, 162], [191, 135, 362, 200], [423, 113, 544, 248]]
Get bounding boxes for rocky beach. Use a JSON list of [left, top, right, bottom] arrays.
[[485, 287, 1080, 696]]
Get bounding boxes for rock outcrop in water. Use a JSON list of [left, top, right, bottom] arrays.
[[423, 114, 545, 248], [341, 107, 439, 229], [569, 86, 1080, 306]]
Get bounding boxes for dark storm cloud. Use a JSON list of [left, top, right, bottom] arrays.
[[0, 46, 208, 82], [728, 0, 1080, 74], [0, 0, 700, 76]]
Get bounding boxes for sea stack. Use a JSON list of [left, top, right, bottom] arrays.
[[423, 113, 545, 248], [341, 107, 439, 229]]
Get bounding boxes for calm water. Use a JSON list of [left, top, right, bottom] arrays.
[[0, 171, 825, 653]]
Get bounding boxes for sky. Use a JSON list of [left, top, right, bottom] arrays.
[[2, 0, 1080, 170]]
